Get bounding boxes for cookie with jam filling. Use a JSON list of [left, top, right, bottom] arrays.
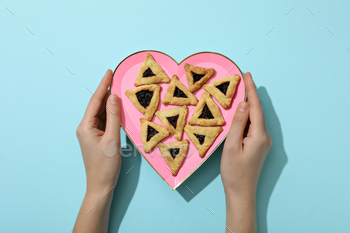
[[184, 63, 215, 92], [140, 118, 169, 153], [162, 75, 198, 106], [203, 74, 241, 109], [188, 92, 224, 126], [134, 53, 171, 86], [155, 105, 187, 141], [125, 84, 160, 120], [184, 125, 223, 158], [158, 139, 189, 176]]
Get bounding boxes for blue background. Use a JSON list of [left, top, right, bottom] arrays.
[[1, 1, 349, 232]]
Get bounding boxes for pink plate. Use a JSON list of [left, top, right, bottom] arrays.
[[111, 51, 245, 190]]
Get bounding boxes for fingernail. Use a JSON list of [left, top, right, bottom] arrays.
[[110, 94, 118, 104], [238, 102, 248, 112]]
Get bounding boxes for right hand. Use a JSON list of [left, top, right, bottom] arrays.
[[220, 72, 272, 198]]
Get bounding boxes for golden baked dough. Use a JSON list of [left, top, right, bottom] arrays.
[[184, 63, 215, 92], [140, 118, 169, 153], [162, 75, 198, 106], [184, 125, 223, 158], [155, 105, 187, 141], [158, 139, 189, 176], [188, 92, 224, 126], [134, 53, 171, 86], [203, 74, 240, 109], [125, 84, 160, 121]]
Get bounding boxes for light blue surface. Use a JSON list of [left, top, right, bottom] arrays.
[[1, 1, 349, 232]]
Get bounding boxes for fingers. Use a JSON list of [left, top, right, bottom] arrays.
[[244, 72, 265, 133], [84, 69, 113, 120], [226, 101, 249, 151], [104, 94, 121, 142]]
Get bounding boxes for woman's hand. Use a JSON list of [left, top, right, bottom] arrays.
[[73, 70, 121, 233], [76, 69, 121, 195], [221, 72, 272, 233]]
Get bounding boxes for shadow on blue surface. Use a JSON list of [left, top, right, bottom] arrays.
[[176, 143, 223, 202], [108, 137, 141, 232], [256, 87, 288, 233]]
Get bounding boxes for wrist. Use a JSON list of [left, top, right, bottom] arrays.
[[86, 182, 116, 200], [225, 189, 256, 221], [225, 190, 257, 233], [225, 187, 256, 206], [86, 171, 119, 197], [84, 189, 114, 211]]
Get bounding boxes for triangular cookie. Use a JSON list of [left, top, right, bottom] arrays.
[[184, 63, 215, 92], [188, 92, 224, 126], [162, 75, 198, 106], [155, 105, 187, 141], [184, 125, 223, 158], [125, 84, 160, 121], [158, 139, 189, 176], [203, 74, 241, 109], [140, 118, 169, 153], [134, 53, 171, 86]]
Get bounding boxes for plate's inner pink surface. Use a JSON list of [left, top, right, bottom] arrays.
[[112, 51, 245, 189]]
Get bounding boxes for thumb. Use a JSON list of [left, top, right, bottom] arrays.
[[104, 94, 121, 142], [227, 101, 249, 150]]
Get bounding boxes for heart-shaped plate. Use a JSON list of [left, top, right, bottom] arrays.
[[111, 51, 245, 190]]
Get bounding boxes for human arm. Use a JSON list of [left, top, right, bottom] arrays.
[[73, 70, 121, 233], [221, 72, 272, 233]]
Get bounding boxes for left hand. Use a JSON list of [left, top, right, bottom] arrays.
[[76, 69, 121, 195]]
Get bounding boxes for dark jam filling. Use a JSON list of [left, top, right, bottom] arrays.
[[168, 148, 180, 159], [173, 87, 187, 98], [194, 134, 205, 145], [216, 82, 230, 95], [147, 126, 159, 142], [191, 71, 205, 83], [136, 90, 154, 108], [142, 67, 156, 77], [198, 104, 214, 119], [166, 115, 179, 129]]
